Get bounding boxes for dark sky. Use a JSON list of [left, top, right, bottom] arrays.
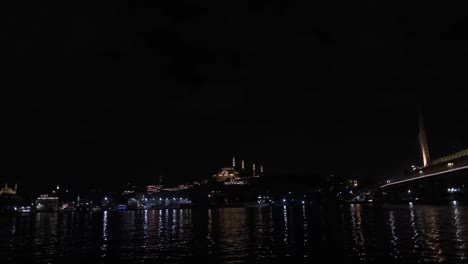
[[4, 1, 468, 190]]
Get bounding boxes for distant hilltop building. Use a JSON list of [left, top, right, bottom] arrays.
[[214, 167, 239, 182], [213, 156, 262, 183], [0, 183, 17, 195]]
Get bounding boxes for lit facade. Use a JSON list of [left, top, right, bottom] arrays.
[[213, 167, 239, 182], [0, 184, 17, 195]]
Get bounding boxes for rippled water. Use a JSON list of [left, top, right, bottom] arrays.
[[0, 204, 467, 263]]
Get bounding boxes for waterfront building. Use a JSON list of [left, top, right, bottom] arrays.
[[36, 194, 59, 212]]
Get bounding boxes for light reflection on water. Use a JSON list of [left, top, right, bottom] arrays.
[[452, 205, 466, 261], [1, 205, 468, 263]]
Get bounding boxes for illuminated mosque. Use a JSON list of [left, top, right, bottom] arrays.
[[213, 157, 263, 184], [0, 183, 17, 195]]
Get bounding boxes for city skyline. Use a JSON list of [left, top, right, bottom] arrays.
[[4, 2, 468, 264], [4, 99, 467, 191], [4, 2, 468, 190]]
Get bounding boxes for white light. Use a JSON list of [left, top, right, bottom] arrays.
[[409, 202, 413, 206], [453, 200, 458, 205], [381, 164, 468, 188], [283, 199, 286, 202], [408, 190, 411, 193], [302, 201, 305, 204]]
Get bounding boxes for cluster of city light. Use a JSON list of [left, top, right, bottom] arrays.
[[14, 206, 31, 213], [224, 180, 246, 185], [447, 188, 460, 193], [146, 185, 161, 193], [257, 195, 272, 204]]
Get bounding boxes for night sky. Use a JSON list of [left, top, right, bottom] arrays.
[[4, 1, 468, 191]]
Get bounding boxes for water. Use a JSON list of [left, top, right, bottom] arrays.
[[0, 204, 467, 263]]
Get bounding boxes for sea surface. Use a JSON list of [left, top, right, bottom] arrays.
[[0, 204, 467, 263]]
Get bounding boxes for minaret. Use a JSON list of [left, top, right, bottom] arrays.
[[253, 163, 256, 177], [260, 165, 264, 176], [418, 107, 430, 167], [232, 156, 236, 168], [242, 160, 245, 171]]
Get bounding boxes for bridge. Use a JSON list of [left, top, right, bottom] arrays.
[[348, 110, 468, 203], [348, 149, 468, 202], [349, 150, 468, 203], [380, 150, 468, 189]]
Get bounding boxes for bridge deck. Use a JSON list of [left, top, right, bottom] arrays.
[[381, 157, 468, 188]]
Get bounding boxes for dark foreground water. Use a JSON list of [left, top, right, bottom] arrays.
[[0, 204, 467, 263]]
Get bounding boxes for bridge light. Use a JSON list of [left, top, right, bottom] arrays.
[[447, 162, 454, 168], [408, 190, 411, 194]]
